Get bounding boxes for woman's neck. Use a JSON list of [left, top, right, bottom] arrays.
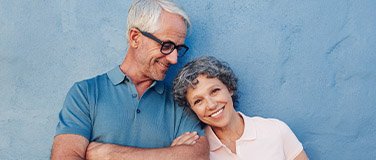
[[211, 112, 244, 154], [212, 112, 245, 142]]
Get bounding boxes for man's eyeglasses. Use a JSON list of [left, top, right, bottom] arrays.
[[136, 28, 189, 57]]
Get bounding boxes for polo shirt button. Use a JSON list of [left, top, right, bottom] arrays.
[[136, 109, 141, 113], [132, 94, 137, 98]]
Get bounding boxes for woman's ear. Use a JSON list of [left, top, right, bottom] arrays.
[[128, 28, 141, 48]]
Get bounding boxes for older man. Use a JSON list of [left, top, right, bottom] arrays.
[[51, 0, 209, 159]]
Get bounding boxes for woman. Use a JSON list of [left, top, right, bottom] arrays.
[[172, 56, 309, 160]]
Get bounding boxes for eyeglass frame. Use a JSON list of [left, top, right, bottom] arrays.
[[135, 28, 189, 57]]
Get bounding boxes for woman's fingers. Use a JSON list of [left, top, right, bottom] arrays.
[[178, 131, 198, 145], [170, 131, 199, 146], [171, 132, 190, 146]]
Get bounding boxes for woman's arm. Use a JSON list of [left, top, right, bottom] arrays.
[[294, 150, 309, 160]]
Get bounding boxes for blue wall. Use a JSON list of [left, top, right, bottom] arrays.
[[1, 0, 375, 159]]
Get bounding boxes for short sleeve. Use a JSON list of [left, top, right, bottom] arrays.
[[275, 119, 303, 160], [175, 105, 206, 138], [55, 82, 92, 140]]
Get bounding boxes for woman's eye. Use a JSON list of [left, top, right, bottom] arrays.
[[212, 88, 220, 93], [193, 99, 201, 105]]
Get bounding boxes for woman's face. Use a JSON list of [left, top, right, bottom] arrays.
[[186, 75, 236, 128]]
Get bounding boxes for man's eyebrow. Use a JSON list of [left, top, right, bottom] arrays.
[[165, 40, 175, 44]]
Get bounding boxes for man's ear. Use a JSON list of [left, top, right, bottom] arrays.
[[128, 28, 141, 48]]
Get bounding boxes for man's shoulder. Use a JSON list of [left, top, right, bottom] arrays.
[[75, 71, 109, 85], [68, 71, 111, 94], [160, 81, 172, 91]]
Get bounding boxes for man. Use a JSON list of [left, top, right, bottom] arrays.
[[51, 0, 209, 159]]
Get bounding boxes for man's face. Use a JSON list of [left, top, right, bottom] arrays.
[[135, 10, 187, 81]]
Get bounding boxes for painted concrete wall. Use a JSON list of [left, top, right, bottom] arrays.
[[1, 0, 375, 159]]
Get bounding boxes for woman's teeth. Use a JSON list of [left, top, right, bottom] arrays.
[[210, 108, 223, 117]]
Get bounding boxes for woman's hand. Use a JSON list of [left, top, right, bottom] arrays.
[[171, 131, 200, 146]]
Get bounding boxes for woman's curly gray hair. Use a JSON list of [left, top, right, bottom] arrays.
[[173, 56, 239, 108]]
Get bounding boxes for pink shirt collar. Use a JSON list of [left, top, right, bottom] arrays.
[[205, 112, 257, 152]]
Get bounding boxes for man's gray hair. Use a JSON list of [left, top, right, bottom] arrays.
[[126, 0, 191, 43], [173, 56, 239, 108]]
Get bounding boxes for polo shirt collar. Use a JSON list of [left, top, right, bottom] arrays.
[[205, 125, 223, 151], [153, 81, 165, 94], [107, 66, 129, 85], [237, 112, 257, 141], [205, 112, 257, 152], [107, 66, 165, 94]]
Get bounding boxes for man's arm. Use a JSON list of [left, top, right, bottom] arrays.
[[86, 135, 209, 160], [51, 134, 89, 160]]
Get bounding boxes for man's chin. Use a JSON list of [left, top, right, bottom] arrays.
[[153, 73, 167, 81]]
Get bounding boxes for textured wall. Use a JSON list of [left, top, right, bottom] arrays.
[[1, 0, 375, 159]]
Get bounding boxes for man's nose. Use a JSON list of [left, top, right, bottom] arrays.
[[165, 49, 178, 65]]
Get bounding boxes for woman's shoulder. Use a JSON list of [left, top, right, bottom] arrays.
[[239, 112, 283, 124], [241, 113, 291, 132], [249, 116, 286, 125]]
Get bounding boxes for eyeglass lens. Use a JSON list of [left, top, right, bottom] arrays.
[[161, 42, 187, 57]]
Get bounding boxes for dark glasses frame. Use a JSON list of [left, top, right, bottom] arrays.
[[136, 28, 189, 57]]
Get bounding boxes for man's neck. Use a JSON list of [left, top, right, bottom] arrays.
[[120, 56, 154, 99]]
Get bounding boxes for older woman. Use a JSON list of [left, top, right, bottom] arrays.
[[172, 56, 309, 160]]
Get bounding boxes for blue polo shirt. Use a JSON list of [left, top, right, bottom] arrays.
[[55, 66, 204, 148]]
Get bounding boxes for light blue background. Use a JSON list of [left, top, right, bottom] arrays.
[[1, 0, 375, 159]]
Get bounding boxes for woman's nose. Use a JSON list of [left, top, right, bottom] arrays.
[[206, 97, 217, 110]]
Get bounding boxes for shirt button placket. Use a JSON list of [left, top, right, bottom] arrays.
[[132, 93, 140, 114]]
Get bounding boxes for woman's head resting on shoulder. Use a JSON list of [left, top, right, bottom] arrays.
[[173, 56, 239, 109], [173, 56, 240, 127]]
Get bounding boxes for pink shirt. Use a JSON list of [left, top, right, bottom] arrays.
[[205, 112, 303, 160]]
